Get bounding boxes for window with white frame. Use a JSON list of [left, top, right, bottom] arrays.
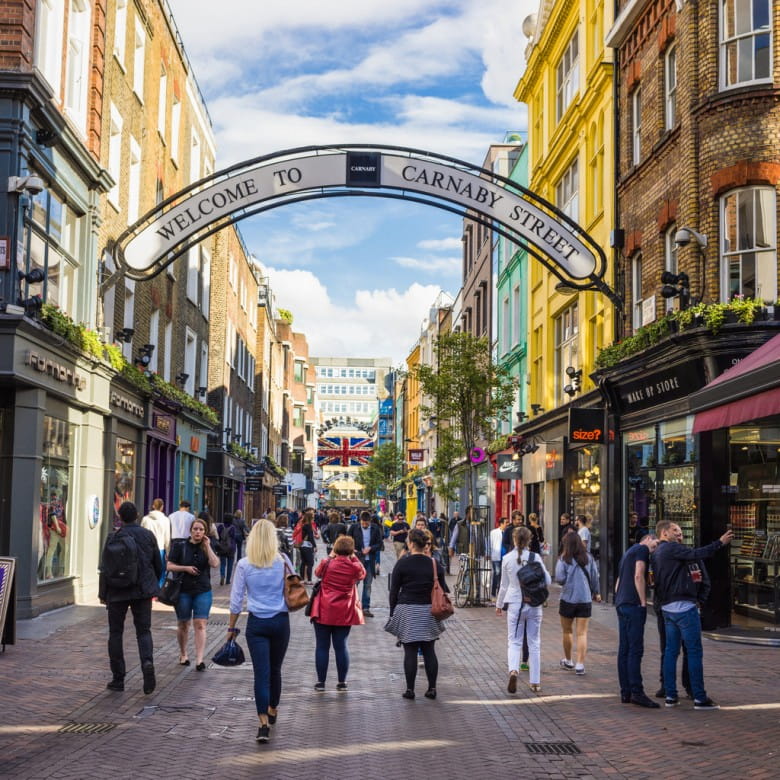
[[632, 88, 642, 166], [664, 225, 679, 312], [113, 0, 127, 64], [721, 186, 777, 302], [64, 0, 91, 131], [556, 158, 579, 221], [186, 247, 199, 303], [184, 328, 196, 396], [720, 0, 771, 89], [201, 246, 211, 320], [107, 104, 122, 209], [665, 45, 677, 130], [122, 282, 134, 362], [200, 342, 208, 392], [190, 131, 201, 183], [171, 94, 181, 162], [631, 253, 643, 330], [163, 320, 172, 382], [132, 18, 145, 99], [556, 28, 579, 121], [554, 302, 579, 404], [501, 296, 510, 355], [158, 66, 167, 139], [127, 136, 141, 225], [148, 309, 159, 372], [512, 284, 521, 346], [229, 253, 238, 290], [34, 0, 64, 90]]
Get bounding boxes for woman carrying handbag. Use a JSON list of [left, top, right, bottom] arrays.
[[308, 535, 366, 692], [384, 528, 450, 701], [227, 519, 293, 744]]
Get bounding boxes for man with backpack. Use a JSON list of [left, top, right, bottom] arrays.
[[99, 501, 162, 695], [495, 525, 551, 695]]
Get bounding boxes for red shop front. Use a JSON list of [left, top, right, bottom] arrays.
[[491, 450, 523, 522]]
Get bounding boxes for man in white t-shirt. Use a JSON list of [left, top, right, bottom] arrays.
[[490, 517, 507, 599], [168, 500, 195, 540], [576, 514, 592, 553]]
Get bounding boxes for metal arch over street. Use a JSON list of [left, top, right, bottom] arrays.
[[107, 145, 620, 307]]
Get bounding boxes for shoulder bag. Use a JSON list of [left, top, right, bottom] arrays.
[[158, 573, 182, 606], [305, 559, 330, 617], [283, 558, 310, 612], [430, 558, 454, 620]]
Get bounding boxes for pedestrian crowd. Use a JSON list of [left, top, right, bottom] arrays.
[[97, 500, 733, 745]]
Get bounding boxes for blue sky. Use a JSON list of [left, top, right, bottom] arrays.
[[167, 0, 533, 363]]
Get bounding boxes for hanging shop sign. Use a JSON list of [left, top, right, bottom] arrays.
[[496, 454, 522, 480], [470, 446, 487, 464], [568, 408, 610, 443], [408, 448, 424, 463]]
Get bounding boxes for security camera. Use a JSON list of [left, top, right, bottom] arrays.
[[24, 176, 45, 195], [674, 227, 707, 249], [7, 175, 45, 195]]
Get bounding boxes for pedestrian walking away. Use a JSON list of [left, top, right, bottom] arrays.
[[385, 527, 450, 701], [233, 509, 249, 561], [99, 501, 162, 695], [490, 517, 507, 599], [496, 525, 552, 694], [166, 516, 219, 670], [555, 532, 601, 675], [216, 514, 238, 586], [614, 532, 660, 707], [168, 499, 195, 541], [323, 509, 348, 555], [308, 535, 366, 692], [141, 498, 171, 588], [652, 520, 733, 710], [227, 519, 292, 744], [348, 511, 383, 616], [299, 508, 317, 584]]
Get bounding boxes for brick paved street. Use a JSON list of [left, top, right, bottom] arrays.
[[1, 540, 778, 779]]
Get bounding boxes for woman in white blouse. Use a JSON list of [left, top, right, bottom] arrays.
[[495, 525, 552, 694], [227, 519, 292, 744]]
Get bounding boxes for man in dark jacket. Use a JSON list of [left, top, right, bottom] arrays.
[[348, 510, 383, 616], [652, 520, 732, 710], [323, 510, 347, 555], [99, 501, 162, 694]]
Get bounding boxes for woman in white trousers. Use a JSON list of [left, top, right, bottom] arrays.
[[496, 525, 552, 694]]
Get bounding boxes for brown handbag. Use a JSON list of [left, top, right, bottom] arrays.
[[430, 558, 454, 620], [283, 560, 310, 612]]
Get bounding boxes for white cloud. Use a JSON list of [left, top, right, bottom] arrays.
[[417, 237, 462, 250], [391, 255, 460, 274], [267, 268, 445, 364]]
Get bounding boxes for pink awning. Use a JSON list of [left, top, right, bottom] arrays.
[[691, 332, 780, 433]]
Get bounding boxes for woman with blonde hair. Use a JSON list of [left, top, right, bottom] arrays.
[[227, 519, 292, 744]]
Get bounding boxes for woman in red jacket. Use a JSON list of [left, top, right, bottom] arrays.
[[310, 534, 366, 692]]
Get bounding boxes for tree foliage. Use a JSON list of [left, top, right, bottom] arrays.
[[356, 442, 404, 503], [413, 331, 517, 506]]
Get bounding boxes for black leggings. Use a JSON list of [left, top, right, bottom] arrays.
[[403, 640, 438, 691], [300, 546, 314, 581]]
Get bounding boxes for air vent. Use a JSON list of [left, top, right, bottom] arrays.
[[525, 742, 581, 755]]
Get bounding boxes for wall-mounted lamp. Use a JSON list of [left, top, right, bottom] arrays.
[[531, 403, 545, 416], [19, 268, 45, 284], [516, 411, 528, 423], [555, 281, 579, 297], [175, 372, 189, 386], [660, 271, 690, 308], [115, 327, 135, 343], [233, 434, 241, 442], [563, 366, 582, 397], [196, 386, 207, 397], [135, 344, 155, 367]]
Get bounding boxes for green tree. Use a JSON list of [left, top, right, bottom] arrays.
[[356, 442, 404, 504], [414, 331, 517, 509]]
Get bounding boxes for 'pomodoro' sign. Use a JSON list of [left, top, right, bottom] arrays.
[[119, 148, 598, 281]]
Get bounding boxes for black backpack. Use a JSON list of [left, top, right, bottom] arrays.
[[212, 524, 232, 556], [102, 529, 139, 589], [516, 551, 549, 607]]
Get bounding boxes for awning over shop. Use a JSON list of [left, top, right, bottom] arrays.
[[691, 332, 780, 433]]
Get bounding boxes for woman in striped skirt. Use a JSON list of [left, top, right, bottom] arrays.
[[384, 527, 449, 700]]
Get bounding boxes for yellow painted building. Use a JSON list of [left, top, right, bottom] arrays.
[[404, 341, 421, 522], [515, 0, 616, 412]]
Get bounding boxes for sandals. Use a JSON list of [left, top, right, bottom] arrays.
[[179, 657, 190, 666]]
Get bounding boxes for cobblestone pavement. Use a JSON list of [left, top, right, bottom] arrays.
[[1, 540, 778, 779]]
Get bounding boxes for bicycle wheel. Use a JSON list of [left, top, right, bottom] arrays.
[[454, 566, 469, 608]]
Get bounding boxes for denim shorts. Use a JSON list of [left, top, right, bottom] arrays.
[[175, 589, 213, 621]]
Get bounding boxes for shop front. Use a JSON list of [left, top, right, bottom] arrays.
[[492, 451, 522, 521], [146, 402, 178, 515], [0, 317, 112, 617], [205, 449, 246, 523], [175, 415, 207, 515], [598, 324, 779, 629]]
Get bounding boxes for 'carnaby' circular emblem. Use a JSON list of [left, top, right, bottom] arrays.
[[469, 447, 486, 464]]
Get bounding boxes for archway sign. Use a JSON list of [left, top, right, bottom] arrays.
[[109, 145, 620, 306]]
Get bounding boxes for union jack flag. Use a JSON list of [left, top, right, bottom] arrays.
[[317, 436, 374, 467]]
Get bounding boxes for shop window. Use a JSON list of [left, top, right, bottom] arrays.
[[659, 418, 698, 546], [38, 416, 74, 581], [64, 0, 91, 132], [114, 437, 136, 523], [624, 426, 657, 549], [720, 0, 771, 89], [720, 186, 777, 302], [556, 158, 579, 221], [35, 0, 64, 91], [570, 444, 601, 559], [728, 424, 780, 624]]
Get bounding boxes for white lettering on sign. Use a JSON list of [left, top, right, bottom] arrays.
[[121, 151, 597, 280], [625, 375, 682, 406], [110, 391, 144, 418], [24, 351, 86, 390]]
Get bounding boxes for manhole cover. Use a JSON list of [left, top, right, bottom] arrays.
[[59, 722, 117, 735], [525, 742, 581, 755]]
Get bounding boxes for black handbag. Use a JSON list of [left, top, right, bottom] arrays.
[[304, 559, 330, 617], [212, 630, 246, 666], [158, 574, 182, 606]]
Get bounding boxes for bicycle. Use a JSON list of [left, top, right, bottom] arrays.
[[454, 553, 473, 608]]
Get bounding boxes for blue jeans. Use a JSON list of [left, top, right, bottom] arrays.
[[617, 604, 647, 697], [236, 538, 244, 561], [491, 560, 502, 597], [359, 556, 374, 609], [662, 606, 706, 702], [313, 623, 351, 683], [219, 554, 234, 584], [246, 612, 291, 716]]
